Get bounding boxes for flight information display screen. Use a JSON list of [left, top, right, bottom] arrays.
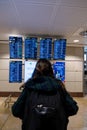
[[9, 61, 22, 82], [40, 38, 52, 59], [53, 62, 65, 82], [9, 36, 22, 59], [53, 39, 66, 60], [24, 60, 37, 82], [24, 37, 37, 59]]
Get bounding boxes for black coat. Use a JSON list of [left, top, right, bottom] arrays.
[[12, 76, 77, 130]]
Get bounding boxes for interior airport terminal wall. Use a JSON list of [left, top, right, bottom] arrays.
[[0, 43, 84, 97], [65, 46, 83, 96], [0, 43, 24, 96]]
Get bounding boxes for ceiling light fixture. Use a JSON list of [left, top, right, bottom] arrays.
[[73, 39, 79, 43]]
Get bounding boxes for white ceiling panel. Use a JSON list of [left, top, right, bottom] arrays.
[[61, 0, 87, 8], [13, 2, 55, 34], [54, 6, 87, 27], [0, 0, 87, 45], [52, 6, 87, 37], [0, 0, 9, 3], [13, 0, 61, 4], [0, 0, 21, 32], [15, 4, 54, 24]]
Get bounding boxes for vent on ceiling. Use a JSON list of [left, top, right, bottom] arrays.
[[79, 31, 87, 37]]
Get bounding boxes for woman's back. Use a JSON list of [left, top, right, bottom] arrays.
[[21, 76, 67, 130]]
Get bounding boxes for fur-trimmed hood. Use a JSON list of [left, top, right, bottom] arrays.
[[25, 76, 61, 92]]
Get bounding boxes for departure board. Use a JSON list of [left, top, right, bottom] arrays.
[[9, 61, 22, 82], [53, 39, 66, 60], [40, 38, 52, 59], [24, 37, 37, 59], [53, 62, 65, 82], [9, 36, 22, 59], [24, 60, 37, 82]]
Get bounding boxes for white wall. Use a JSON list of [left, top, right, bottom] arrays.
[[65, 46, 83, 92], [0, 44, 84, 93]]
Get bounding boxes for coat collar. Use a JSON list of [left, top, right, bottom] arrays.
[[25, 76, 61, 92]]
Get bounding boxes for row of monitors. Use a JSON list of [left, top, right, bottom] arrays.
[[9, 61, 65, 83], [9, 36, 66, 60]]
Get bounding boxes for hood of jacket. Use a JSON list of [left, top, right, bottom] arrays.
[[25, 76, 61, 92]]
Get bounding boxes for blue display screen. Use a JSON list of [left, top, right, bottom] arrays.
[[9, 61, 22, 82], [24, 37, 37, 59], [9, 36, 22, 59], [40, 38, 52, 59], [53, 62, 65, 82], [53, 39, 66, 60]]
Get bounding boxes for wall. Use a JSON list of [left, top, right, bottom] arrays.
[[65, 46, 84, 96], [0, 43, 23, 96], [0, 43, 84, 96]]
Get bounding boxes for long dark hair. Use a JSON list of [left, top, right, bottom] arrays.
[[31, 59, 66, 90], [32, 59, 55, 78]]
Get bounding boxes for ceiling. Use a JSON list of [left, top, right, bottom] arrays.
[[0, 0, 87, 46]]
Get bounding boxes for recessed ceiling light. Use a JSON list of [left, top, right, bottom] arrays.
[[73, 39, 79, 43]]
